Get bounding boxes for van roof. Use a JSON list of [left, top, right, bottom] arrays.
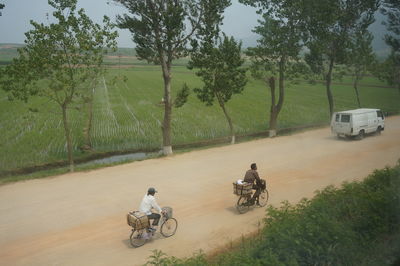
[[336, 108, 379, 115]]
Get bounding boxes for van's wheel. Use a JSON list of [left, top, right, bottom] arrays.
[[357, 130, 365, 140], [376, 126, 382, 135]]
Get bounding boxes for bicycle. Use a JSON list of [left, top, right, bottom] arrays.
[[234, 180, 269, 214], [129, 207, 178, 247]]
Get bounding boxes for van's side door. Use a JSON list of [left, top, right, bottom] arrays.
[[367, 112, 378, 133], [336, 114, 352, 135]]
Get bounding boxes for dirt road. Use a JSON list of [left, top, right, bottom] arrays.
[[1, 116, 399, 266]]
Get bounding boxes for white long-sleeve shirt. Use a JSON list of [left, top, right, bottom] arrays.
[[139, 194, 162, 215]]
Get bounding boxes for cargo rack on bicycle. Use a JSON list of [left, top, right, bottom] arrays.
[[233, 182, 253, 196], [127, 211, 149, 230]]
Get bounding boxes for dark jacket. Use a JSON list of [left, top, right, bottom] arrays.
[[244, 169, 261, 185]]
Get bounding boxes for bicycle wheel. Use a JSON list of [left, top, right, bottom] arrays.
[[130, 229, 147, 247], [257, 189, 269, 207], [236, 195, 250, 214], [161, 218, 178, 237]]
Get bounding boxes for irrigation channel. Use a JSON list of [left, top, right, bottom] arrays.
[[79, 152, 148, 167]]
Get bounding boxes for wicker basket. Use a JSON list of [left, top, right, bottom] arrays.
[[127, 211, 149, 230], [162, 206, 173, 219], [233, 182, 253, 196]]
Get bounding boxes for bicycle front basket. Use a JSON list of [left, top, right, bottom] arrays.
[[162, 206, 173, 219]]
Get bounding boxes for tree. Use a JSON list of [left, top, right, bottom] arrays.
[[382, 0, 400, 52], [347, 30, 377, 107], [0, 0, 117, 172], [241, 0, 306, 137], [303, 0, 379, 118], [381, 0, 400, 95], [0, 3, 4, 16], [189, 35, 247, 144], [81, 76, 100, 151], [113, 0, 230, 155], [376, 52, 400, 95]]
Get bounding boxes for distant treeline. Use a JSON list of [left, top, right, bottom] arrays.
[[0, 44, 137, 63]]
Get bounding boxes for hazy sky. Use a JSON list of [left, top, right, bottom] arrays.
[[0, 0, 389, 53], [0, 0, 260, 48]]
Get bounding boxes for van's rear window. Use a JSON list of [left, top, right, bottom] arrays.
[[341, 114, 350, 122]]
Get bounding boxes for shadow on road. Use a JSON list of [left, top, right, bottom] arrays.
[[121, 238, 134, 248], [225, 205, 259, 215]]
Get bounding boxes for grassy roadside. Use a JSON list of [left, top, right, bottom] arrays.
[[0, 122, 328, 185], [144, 162, 400, 266]]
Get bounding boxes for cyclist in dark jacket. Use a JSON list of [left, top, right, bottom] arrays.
[[243, 163, 262, 205]]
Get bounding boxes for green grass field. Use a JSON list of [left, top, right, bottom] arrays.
[[0, 54, 399, 173]]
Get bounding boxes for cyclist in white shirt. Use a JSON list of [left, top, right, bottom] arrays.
[[139, 187, 164, 231]]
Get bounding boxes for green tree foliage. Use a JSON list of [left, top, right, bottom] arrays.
[[303, 0, 380, 118], [0, 0, 117, 172], [347, 30, 377, 108], [173, 83, 190, 108], [189, 35, 247, 144], [377, 52, 400, 95], [114, 0, 231, 155], [382, 0, 400, 51], [381, 0, 400, 95], [0, 3, 4, 16], [241, 0, 307, 137]]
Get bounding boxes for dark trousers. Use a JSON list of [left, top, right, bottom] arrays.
[[251, 184, 261, 202], [147, 213, 161, 226]]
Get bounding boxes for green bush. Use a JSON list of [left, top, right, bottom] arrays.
[[250, 163, 400, 265], [146, 162, 400, 266]]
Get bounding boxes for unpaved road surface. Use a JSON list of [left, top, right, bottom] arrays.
[[1, 116, 399, 266]]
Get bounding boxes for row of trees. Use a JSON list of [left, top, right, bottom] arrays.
[[0, 0, 399, 172], [115, 0, 398, 143], [0, 0, 118, 172]]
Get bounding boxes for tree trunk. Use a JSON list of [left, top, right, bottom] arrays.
[[268, 77, 277, 137], [326, 58, 335, 118], [161, 62, 173, 155], [269, 107, 278, 137], [217, 95, 235, 144], [269, 57, 286, 137], [267, 58, 286, 138], [353, 75, 362, 108], [62, 104, 74, 172]]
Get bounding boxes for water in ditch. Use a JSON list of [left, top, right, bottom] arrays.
[[80, 152, 148, 167]]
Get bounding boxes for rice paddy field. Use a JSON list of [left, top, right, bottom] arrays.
[[0, 62, 399, 173]]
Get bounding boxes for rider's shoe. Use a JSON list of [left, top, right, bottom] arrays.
[[148, 227, 156, 233]]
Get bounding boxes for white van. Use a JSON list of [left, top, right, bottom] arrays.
[[331, 108, 385, 139]]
